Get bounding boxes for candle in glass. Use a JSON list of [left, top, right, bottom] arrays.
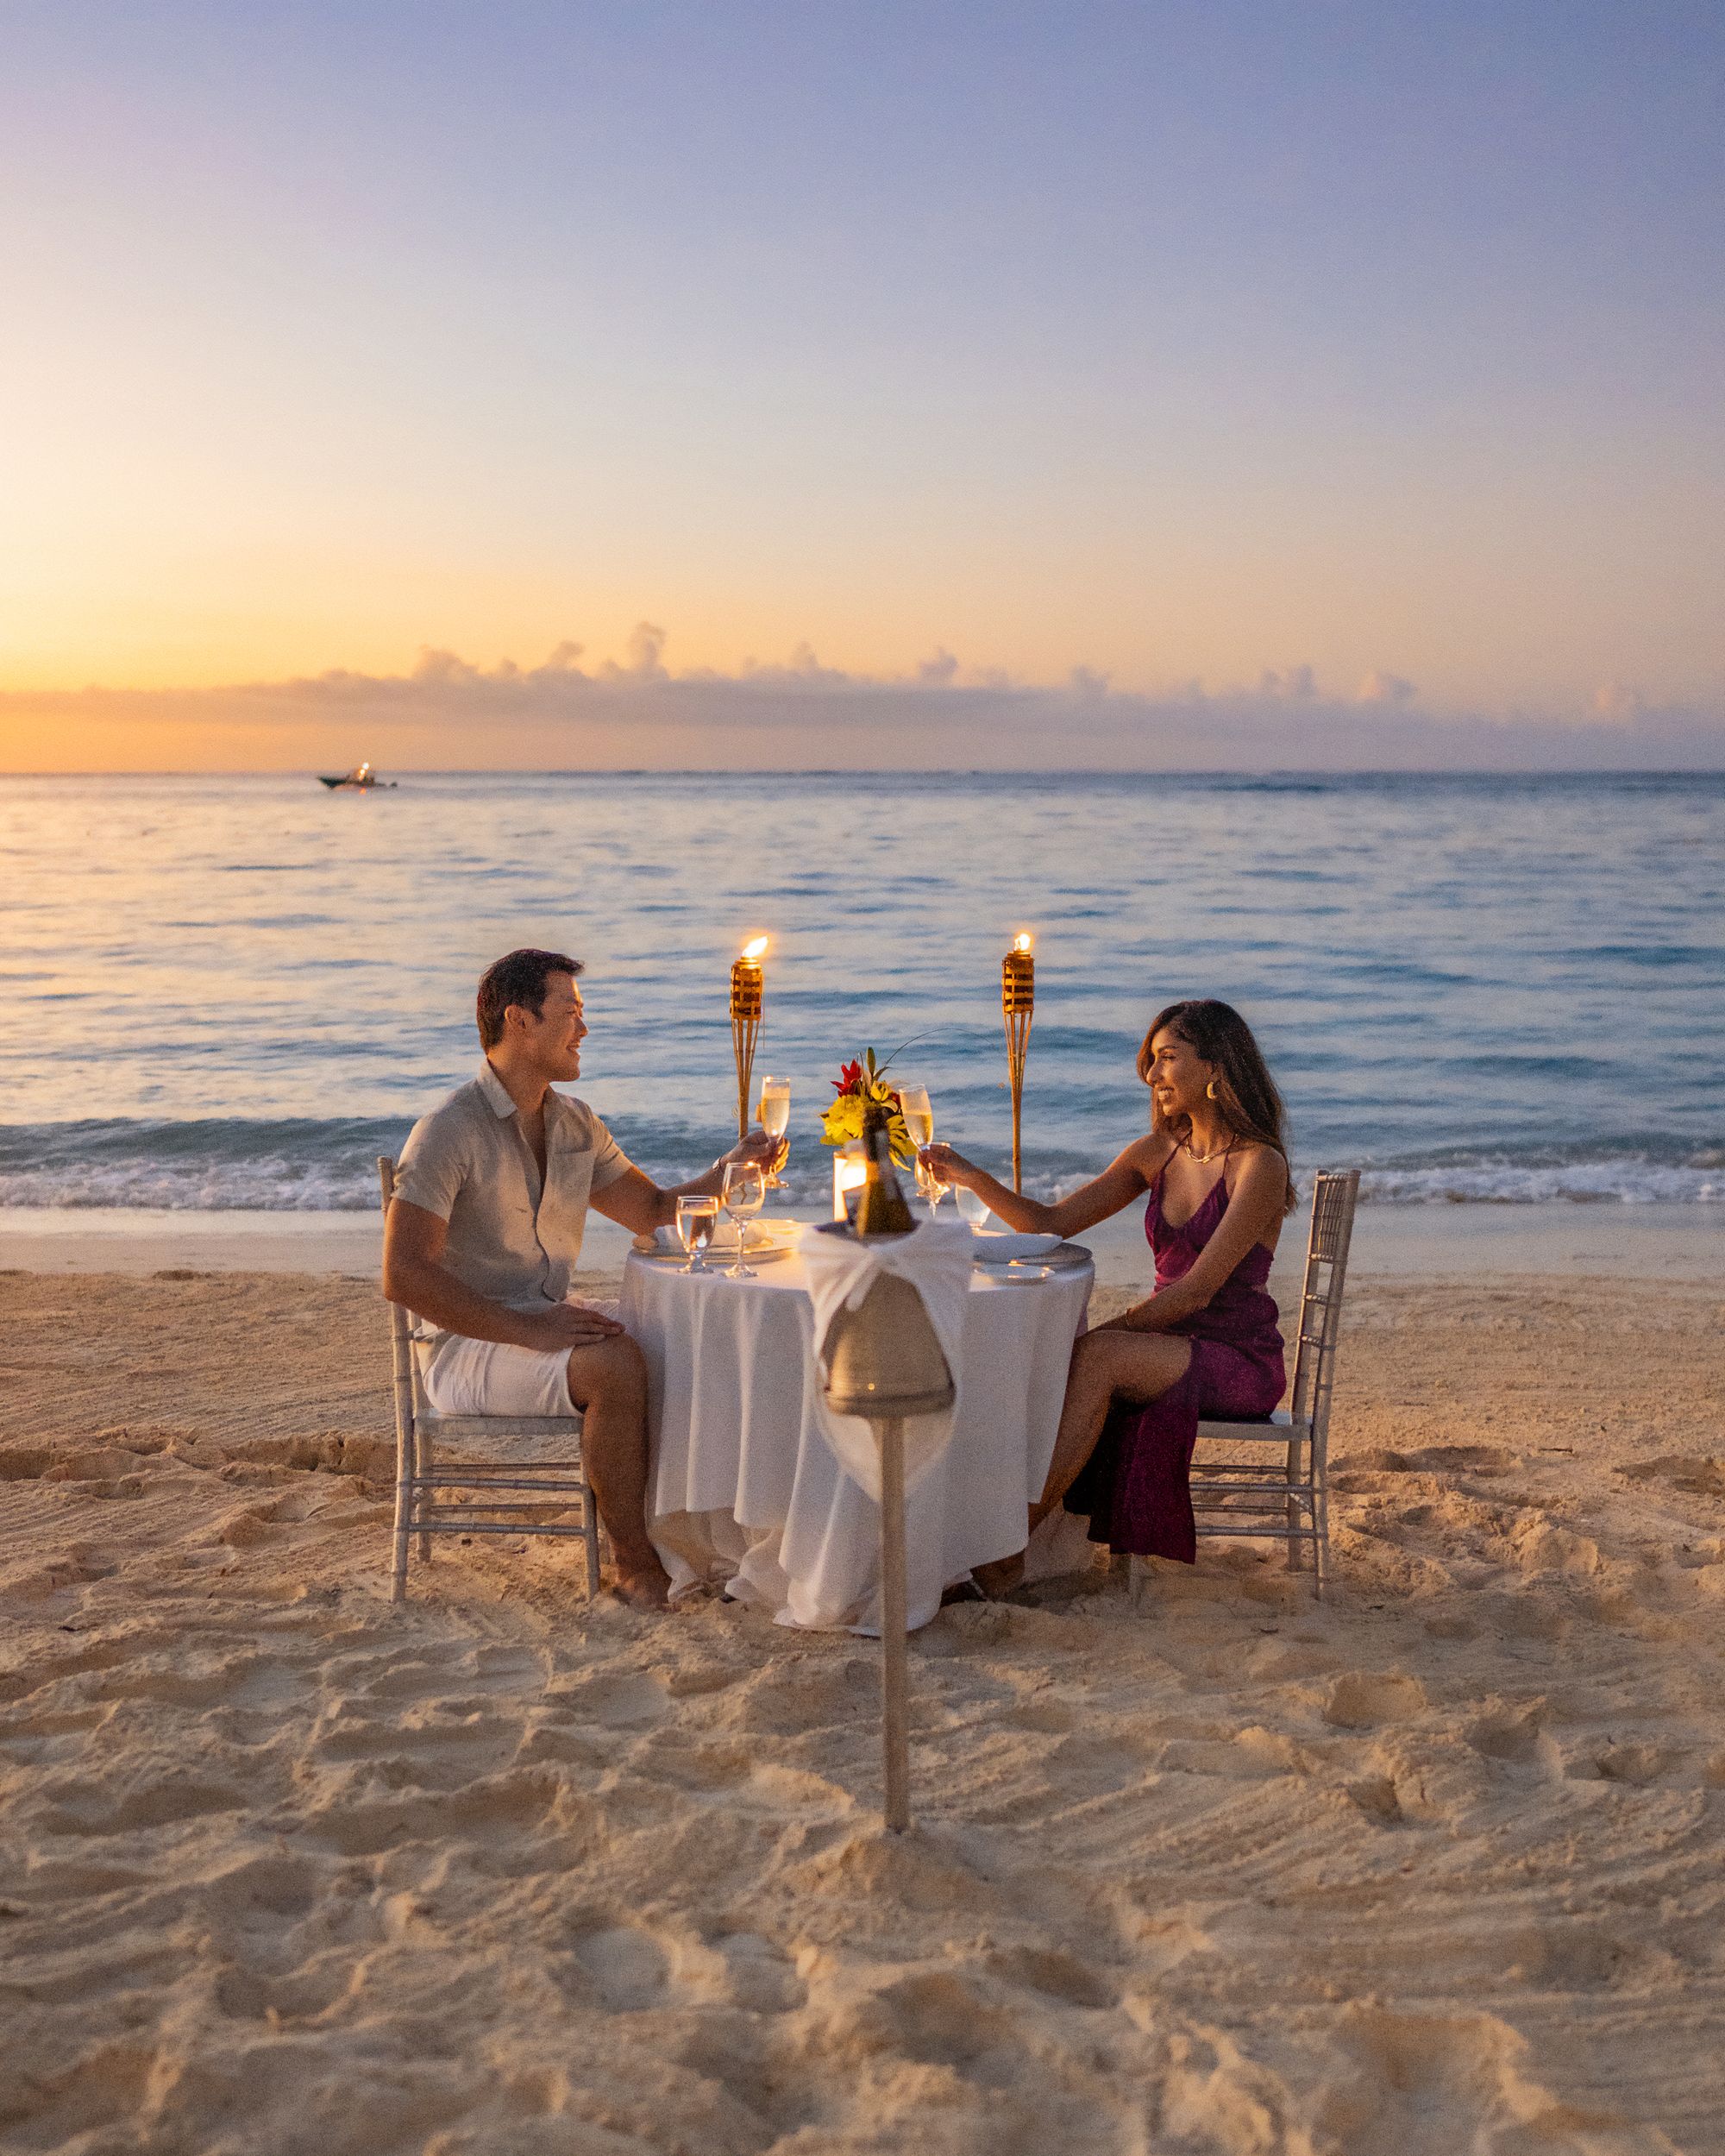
[[1001, 931, 1034, 1192]]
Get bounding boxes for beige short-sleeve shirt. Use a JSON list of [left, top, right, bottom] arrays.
[[392, 1063, 632, 1337]]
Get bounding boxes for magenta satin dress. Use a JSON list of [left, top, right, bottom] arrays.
[[1064, 1167, 1286, 1562]]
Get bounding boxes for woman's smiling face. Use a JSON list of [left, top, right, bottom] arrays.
[[1145, 1025, 1214, 1122]]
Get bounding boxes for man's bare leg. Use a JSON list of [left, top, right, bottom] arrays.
[[973, 1331, 1194, 1597], [566, 1336, 669, 1608]]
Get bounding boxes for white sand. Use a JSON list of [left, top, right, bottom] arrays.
[[2, 1268, 1723, 2153]]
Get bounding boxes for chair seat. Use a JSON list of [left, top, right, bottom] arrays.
[[416, 1413, 585, 1441], [1195, 1410, 1304, 1441]]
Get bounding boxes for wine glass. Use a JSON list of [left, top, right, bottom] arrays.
[[675, 1194, 718, 1273], [722, 1160, 766, 1277], [757, 1075, 792, 1190], [956, 1185, 991, 1229], [914, 1150, 949, 1221]]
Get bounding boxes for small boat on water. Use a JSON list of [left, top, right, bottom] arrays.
[[317, 763, 397, 790]]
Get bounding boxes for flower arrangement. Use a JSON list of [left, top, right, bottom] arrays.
[[819, 1047, 915, 1166]]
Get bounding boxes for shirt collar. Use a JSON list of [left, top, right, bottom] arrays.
[[476, 1061, 519, 1120]]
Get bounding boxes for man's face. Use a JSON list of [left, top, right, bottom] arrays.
[[512, 973, 586, 1081]]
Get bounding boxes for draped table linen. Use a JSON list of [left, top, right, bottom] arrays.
[[620, 1237, 1093, 1631]]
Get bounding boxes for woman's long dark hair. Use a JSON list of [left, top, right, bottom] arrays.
[[1138, 999, 1296, 1213]]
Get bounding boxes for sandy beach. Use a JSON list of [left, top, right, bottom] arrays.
[[3, 1253, 1722, 2153]]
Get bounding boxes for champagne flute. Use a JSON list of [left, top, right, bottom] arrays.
[[722, 1160, 766, 1278], [916, 1151, 949, 1221], [675, 1194, 718, 1273], [757, 1075, 792, 1191], [899, 1084, 933, 1154]]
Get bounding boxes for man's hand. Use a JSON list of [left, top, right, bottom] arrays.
[[722, 1128, 787, 1176], [516, 1302, 626, 1352]]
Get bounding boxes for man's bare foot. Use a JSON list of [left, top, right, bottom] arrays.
[[607, 1562, 671, 1611], [973, 1552, 1026, 1600]]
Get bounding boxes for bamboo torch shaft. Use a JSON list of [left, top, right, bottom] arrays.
[[878, 1414, 910, 1833], [1001, 944, 1034, 1196]]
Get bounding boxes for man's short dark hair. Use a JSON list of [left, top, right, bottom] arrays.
[[476, 948, 582, 1051]]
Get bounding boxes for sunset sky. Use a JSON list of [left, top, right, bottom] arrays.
[[3, 2, 1722, 769]]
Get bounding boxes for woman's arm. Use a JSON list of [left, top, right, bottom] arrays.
[[919, 1135, 1168, 1238], [1097, 1146, 1289, 1333]]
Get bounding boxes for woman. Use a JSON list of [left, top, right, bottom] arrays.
[[921, 998, 1294, 1591]]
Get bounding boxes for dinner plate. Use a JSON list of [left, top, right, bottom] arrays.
[[635, 1247, 794, 1270], [968, 1229, 1062, 1261], [972, 1239, 1092, 1272]]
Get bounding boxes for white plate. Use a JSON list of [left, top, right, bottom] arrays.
[[969, 1229, 1062, 1261]]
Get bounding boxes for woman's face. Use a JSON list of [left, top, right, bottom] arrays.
[[1145, 1027, 1214, 1122]]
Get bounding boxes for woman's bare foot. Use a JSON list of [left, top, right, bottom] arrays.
[[973, 1552, 1026, 1600]]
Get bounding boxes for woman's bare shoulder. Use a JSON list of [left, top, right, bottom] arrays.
[[1225, 1141, 1291, 1196], [1126, 1129, 1176, 1176]]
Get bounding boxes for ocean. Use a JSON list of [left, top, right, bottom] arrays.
[[2, 771, 1720, 1212]]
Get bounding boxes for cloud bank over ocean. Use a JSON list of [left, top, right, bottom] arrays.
[[6, 632, 1722, 771]]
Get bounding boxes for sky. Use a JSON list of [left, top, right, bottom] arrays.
[[2, 0, 1722, 770]]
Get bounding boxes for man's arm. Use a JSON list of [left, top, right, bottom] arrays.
[[590, 1128, 786, 1235], [382, 1197, 621, 1348]]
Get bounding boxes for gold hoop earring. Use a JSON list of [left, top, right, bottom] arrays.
[[1206, 1079, 1220, 1102]]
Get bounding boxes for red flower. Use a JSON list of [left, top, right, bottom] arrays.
[[832, 1059, 863, 1095]]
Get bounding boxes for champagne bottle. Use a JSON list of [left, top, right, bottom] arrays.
[[853, 1100, 916, 1238]]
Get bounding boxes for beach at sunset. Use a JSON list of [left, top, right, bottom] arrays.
[[6, 5, 1724, 2153], [4, 1251, 1724, 2151]]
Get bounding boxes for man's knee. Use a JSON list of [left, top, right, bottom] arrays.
[[568, 1331, 647, 1407]]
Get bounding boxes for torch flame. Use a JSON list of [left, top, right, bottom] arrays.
[[740, 936, 769, 961], [1013, 933, 1033, 953]]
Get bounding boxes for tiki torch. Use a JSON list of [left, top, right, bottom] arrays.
[[1001, 931, 1034, 1192], [731, 936, 768, 1142]]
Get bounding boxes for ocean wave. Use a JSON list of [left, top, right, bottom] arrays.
[[0, 1119, 1721, 1211]]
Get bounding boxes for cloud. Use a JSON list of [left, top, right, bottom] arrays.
[[3, 626, 1721, 772], [1591, 680, 1644, 722], [1357, 671, 1418, 706]]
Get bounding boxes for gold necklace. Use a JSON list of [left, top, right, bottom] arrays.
[[1181, 1130, 1234, 1166]]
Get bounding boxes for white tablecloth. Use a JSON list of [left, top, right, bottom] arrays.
[[620, 1241, 1094, 1631]]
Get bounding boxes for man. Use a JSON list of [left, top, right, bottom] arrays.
[[383, 947, 780, 1609]]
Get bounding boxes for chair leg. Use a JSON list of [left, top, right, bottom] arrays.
[[416, 1426, 432, 1562], [1128, 1555, 1145, 1612], [584, 1485, 602, 1600], [391, 1422, 412, 1605], [1314, 1487, 1327, 1601]]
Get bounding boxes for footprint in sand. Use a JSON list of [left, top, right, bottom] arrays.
[[568, 1920, 672, 2009], [1322, 1670, 1427, 1729]]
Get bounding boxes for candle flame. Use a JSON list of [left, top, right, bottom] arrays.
[[1013, 932, 1033, 953], [740, 936, 768, 961]]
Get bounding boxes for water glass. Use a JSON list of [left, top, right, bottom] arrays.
[[722, 1160, 766, 1277], [675, 1195, 718, 1272], [956, 1185, 991, 1229]]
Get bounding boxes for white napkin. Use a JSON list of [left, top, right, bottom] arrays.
[[799, 1220, 975, 1499]]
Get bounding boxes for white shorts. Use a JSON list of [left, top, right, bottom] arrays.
[[418, 1334, 574, 1419]]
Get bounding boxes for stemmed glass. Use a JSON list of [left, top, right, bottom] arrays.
[[956, 1185, 991, 1229], [914, 1151, 950, 1220], [722, 1160, 766, 1277], [757, 1075, 792, 1191], [675, 1195, 718, 1273]]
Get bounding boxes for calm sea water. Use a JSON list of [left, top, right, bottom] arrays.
[[1, 772, 1720, 1210]]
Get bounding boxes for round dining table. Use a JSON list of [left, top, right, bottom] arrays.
[[619, 1230, 1095, 1631]]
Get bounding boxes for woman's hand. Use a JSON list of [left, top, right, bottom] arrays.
[[919, 1142, 983, 1192]]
